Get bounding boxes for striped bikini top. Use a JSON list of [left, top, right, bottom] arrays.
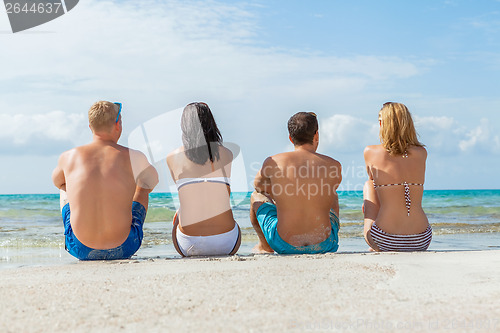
[[372, 151, 423, 216]]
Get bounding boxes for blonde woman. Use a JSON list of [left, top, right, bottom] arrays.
[[363, 102, 432, 252]]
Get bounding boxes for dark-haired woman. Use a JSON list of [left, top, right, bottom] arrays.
[[166, 102, 241, 256], [363, 102, 432, 252]]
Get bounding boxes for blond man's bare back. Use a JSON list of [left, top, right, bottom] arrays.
[[57, 141, 139, 248]]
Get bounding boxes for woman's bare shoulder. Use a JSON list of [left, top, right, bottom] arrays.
[[364, 144, 384, 156], [166, 146, 185, 166], [410, 145, 427, 157], [219, 145, 233, 157]]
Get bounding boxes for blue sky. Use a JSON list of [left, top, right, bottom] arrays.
[[0, 0, 499, 194]]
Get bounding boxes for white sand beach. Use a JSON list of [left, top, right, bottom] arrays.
[[1, 250, 500, 333]]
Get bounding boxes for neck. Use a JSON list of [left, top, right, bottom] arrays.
[[93, 132, 118, 144], [294, 143, 316, 153]]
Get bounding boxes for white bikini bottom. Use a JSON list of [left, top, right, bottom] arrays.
[[176, 223, 240, 257]]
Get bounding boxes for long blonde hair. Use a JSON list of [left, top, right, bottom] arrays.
[[379, 102, 423, 155]]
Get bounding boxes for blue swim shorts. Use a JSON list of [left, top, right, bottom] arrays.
[[256, 202, 339, 254], [62, 202, 146, 260]]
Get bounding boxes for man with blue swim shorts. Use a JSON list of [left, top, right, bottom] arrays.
[[250, 112, 343, 254], [52, 101, 158, 260]]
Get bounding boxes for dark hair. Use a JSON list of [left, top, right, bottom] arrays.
[[287, 112, 318, 145], [181, 102, 223, 165]]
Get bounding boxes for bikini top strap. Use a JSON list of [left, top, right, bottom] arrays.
[[373, 181, 423, 189], [372, 181, 423, 216]]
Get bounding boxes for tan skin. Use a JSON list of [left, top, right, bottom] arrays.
[[363, 144, 429, 251], [166, 145, 241, 256], [51, 116, 159, 249], [250, 132, 342, 253]]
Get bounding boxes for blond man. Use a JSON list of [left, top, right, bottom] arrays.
[[52, 101, 158, 260]]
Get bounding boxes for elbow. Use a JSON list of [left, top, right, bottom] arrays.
[[151, 168, 160, 187], [152, 174, 160, 189], [253, 180, 260, 192], [137, 166, 159, 190], [253, 180, 265, 193]]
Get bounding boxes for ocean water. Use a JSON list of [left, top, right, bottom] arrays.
[[0, 190, 499, 269]]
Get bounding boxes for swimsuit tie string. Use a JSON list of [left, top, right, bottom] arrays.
[[404, 182, 411, 216]]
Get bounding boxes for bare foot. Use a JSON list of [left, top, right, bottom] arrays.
[[252, 243, 274, 254], [368, 247, 376, 252]]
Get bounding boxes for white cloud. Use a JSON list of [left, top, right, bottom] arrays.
[[319, 114, 378, 154], [0, 0, 426, 156], [1, 0, 499, 192], [414, 116, 462, 154], [466, 11, 500, 34], [318, 114, 500, 157], [0, 1, 421, 109], [459, 118, 500, 153], [0, 112, 87, 154], [415, 116, 500, 155]]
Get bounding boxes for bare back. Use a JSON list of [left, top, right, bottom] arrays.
[[262, 149, 341, 245], [364, 145, 429, 234], [167, 145, 235, 236], [59, 141, 137, 248]]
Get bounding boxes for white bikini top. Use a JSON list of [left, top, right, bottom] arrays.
[[175, 177, 231, 190]]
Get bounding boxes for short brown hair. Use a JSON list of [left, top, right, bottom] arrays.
[[88, 101, 119, 132], [287, 112, 318, 145]]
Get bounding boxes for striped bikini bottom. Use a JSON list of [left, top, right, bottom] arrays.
[[370, 223, 432, 252]]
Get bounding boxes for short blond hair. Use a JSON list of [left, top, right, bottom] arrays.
[[379, 102, 424, 156], [88, 101, 119, 132]]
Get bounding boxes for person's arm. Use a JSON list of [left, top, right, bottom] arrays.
[[253, 157, 273, 197], [220, 147, 234, 195], [51, 154, 66, 191], [330, 160, 342, 217], [131, 150, 159, 210], [422, 147, 428, 177], [131, 150, 159, 191], [137, 165, 159, 191], [363, 146, 374, 180]]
